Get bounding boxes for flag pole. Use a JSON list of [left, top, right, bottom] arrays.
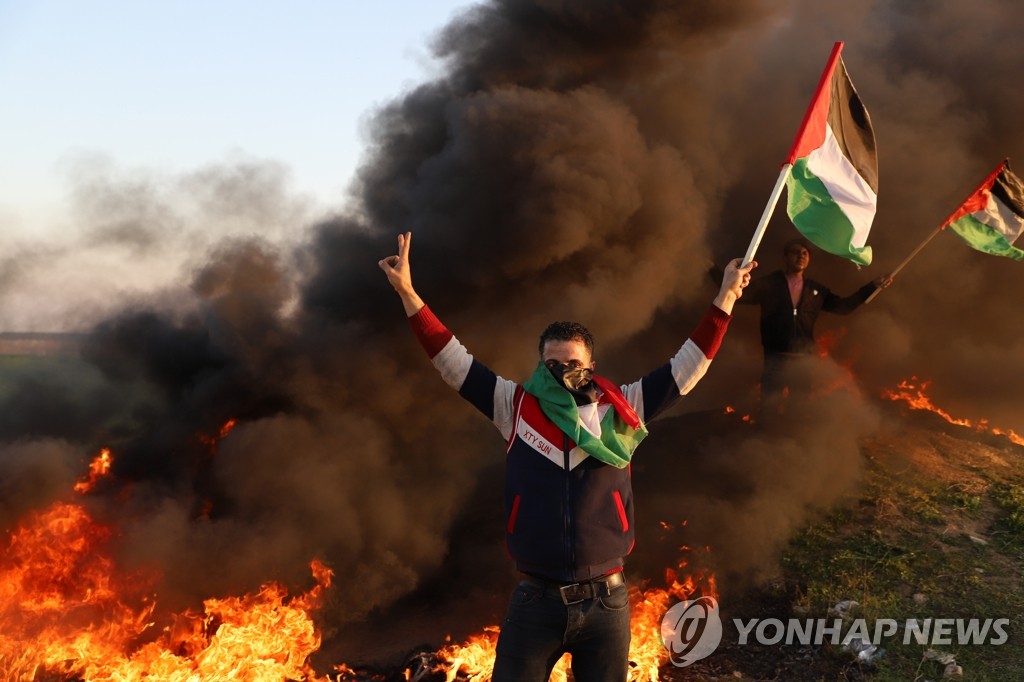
[[864, 225, 941, 303], [886, 225, 944, 279], [742, 164, 791, 267], [741, 41, 844, 268]]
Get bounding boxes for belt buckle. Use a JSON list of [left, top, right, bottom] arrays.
[[559, 583, 586, 605]]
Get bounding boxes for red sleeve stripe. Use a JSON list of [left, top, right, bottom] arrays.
[[689, 304, 732, 360], [408, 305, 454, 359]]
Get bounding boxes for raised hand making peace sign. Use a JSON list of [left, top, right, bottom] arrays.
[[378, 231, 424, 316]]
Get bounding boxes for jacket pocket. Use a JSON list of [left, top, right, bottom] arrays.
[[612, 490, 629, 532]]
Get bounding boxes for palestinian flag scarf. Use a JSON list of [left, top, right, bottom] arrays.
[[522, 362, 647, 469]]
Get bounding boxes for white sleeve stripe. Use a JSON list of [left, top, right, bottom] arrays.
[[620, 381, 646, 422], [493, 378, 518, 440], [670, 339, 711, 395], [431, 336, 474, 389]]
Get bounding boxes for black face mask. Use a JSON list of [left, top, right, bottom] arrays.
[[547, 362, 598, 405]]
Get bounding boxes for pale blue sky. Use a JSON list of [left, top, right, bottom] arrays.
[[0, 0, 476, 234]]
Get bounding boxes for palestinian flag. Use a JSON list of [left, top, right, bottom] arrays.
[[944, 160, 1024, 261], [784, 42, 878, 266]]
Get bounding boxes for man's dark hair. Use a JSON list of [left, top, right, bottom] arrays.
[[783, 237, 812, 254], [538, 321, 595, 357]]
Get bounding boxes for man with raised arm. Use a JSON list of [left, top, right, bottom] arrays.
[[722, 237, 891, 417], [379, 232, 752, 682]]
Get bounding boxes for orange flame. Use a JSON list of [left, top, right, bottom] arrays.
[[884, 376, 1024, 446], [219, 418, 238, 438], [0, 500, 335, 680], [723, 405, 753, 423], [198, 418, 239, 455], [73, 448, 114, 494], [10, 430, 719, 681], [815, 328, 845, 357]]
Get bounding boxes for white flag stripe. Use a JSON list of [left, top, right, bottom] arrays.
[[976, 194, 1024, 243], [805, 124, 878, 247]]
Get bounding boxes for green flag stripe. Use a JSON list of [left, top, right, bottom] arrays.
[[948, 213, 1024, 261], [786, 157, 873, 266]]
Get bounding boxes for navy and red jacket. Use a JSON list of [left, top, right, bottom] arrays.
[[409, 305, 731, 582]]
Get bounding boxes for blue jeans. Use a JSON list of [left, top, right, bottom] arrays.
[[491, 577, 631, 682]]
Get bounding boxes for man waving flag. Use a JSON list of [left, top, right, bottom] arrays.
[[784, 41, 878, 267]]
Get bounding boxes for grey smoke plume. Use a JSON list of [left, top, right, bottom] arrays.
[[2, 0, 1024, 662], [0, 153, 311, 331]]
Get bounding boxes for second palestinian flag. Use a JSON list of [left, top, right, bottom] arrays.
[[785, 42, 878, 266], [944, 160, 1024, 261]]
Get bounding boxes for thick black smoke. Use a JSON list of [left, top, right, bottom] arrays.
[[2, 0, 1024, 664]]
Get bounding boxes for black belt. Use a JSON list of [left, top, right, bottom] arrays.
[[521, 571, 626, 605]]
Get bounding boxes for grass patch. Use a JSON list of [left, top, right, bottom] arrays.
[[777, 429, 1024, 680], [992, 484, 1024, 533]]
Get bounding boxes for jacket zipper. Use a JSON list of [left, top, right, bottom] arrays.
[[563, 433, 575, 581], [792, 281, 801, 340]]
